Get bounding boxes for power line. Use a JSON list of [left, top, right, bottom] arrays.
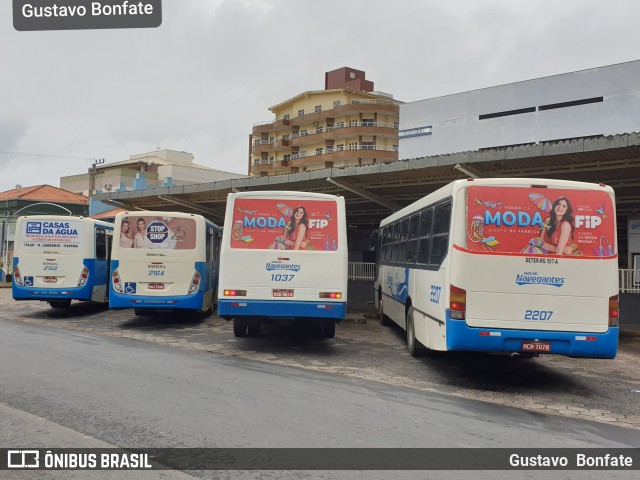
[[0, 150, 93, 160]]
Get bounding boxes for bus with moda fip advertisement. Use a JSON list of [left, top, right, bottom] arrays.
[[218, 191, 348, 338], [373, 178, 619, 358], [12, 215, 113, 308], [110, 212, 222, 315]]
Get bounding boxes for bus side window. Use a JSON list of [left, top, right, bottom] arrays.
[[406, 215, 420, 264], [96, 229, 107, 259], [429, 202, 451, 266], [417, 209, 433, 264]]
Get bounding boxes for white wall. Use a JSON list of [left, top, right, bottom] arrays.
[[399, 60, 640, 159]]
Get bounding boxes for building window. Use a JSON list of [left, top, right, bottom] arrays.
[[348, 120, 358, 127], [283, 114, 290, 120], [362, 119, 374, 127], [315, 127, 323, 134], [316, 148, 323, 155], [327, 123, 334, 131], [348, 142, 358, 150], [398, 126, 433, 139], [298, 109, 305, 117], [300, 130, 308, 136], [336, 122, 345, 129], [327, 146, 334, 153], [337, 144, 344, 151], [315, 105, 322, 112], [333, 100, 341, 107], [362, 142, 374, 150]]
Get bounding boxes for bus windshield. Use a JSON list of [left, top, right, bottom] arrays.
[[229, 198, 339, 251], [465, 185, 616, 258], [18, 218, 85, 256], [118, 215, 197, 251]]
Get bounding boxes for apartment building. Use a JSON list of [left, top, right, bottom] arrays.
[[250, 67, 400, 176]]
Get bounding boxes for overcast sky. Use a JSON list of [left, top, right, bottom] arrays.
[[2, 0, 640, 193]]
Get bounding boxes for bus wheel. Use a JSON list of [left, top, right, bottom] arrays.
[[378, 294, 391, 326], [247, 319, 261, 337], [406, 307, 424, 357], [48, 300, 71, 309], [233, 318, 248, 337], [134, 308, 146, 317], [321, 320, 335, 339]]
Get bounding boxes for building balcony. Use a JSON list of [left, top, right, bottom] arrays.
[[254, 123, 398, 153], [252, 99, 399, 135], [250, 145, 398, 175], [252, 118, 290, 136]]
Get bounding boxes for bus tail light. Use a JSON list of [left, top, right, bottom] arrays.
[[13, 265, 22, 286], [319, 292, 342, 299], [224, 289, 247, 297], [112, 269, 123, 293], [609, 295, 619, 327], [188, 272, 202, 295], [77, 266, 89, 287], [450, 284, 466, 320]]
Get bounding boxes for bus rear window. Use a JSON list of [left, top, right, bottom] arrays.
[[466, 186, 616, 258], [230, 198, 339, 251], [119, 215, 196, 250], [19, 219, 85, 254]]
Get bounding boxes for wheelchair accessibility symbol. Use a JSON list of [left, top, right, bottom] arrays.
[[124, 282, 136, 294], [23, 276, 34, 287]]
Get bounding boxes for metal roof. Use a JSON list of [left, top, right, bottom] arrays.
[[94, 133, 640, 234]]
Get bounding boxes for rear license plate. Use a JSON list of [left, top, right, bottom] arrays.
[[273, 289, 294, 298], [148, 283, 165, 290], [522, 341, 551, 352], [43, 277, 57, 283]]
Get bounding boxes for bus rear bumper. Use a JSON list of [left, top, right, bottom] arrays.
[[12, 284, 93, 302], [218, 299, 346, 321], [445, 314, 619, 359], [109, 291, 204, 310]]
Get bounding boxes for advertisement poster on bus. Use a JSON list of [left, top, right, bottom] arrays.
[[120, 216, 196, 250], [230, 198, 338, 251], [466, 186, 616, 258], [20, 220, 85, 250]]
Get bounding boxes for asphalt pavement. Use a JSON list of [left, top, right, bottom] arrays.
[[1, 284, 640, 431]]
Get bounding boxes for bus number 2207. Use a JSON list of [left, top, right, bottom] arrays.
[[524, 310, 554, 321]]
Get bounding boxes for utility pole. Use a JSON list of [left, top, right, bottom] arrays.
[[88, 158, 105, 197]]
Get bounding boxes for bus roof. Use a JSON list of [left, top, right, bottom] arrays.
[[379, 178, 614, 227]]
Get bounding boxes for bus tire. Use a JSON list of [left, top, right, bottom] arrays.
[[247, 318, 261, 337], [134, 308, 146, 317], [322, 320, 336, 339], [233, 318, 248, 337], [48, 300, 71, 309], [378, 293, 391, 326], [406, 307, 425, 357]]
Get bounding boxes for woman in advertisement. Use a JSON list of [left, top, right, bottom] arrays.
[[119, 219, 134, 248], [284, 206, 309, 250], [541, 196, 575, 255]]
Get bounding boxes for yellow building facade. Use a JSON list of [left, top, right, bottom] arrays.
[[250, 70, 400, 176]]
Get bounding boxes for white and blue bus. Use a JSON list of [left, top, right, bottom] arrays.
[[218, 191, 348, 337], [12, 215, 113, 308], [110, 212, 222, 315], [374, 178, 619, 358]]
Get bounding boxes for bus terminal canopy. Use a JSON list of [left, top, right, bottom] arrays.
[[94, 133, 640, 234]]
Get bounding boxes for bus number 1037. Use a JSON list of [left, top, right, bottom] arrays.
[[271, 274, 295, 282], [524, 310, 554, 321]]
